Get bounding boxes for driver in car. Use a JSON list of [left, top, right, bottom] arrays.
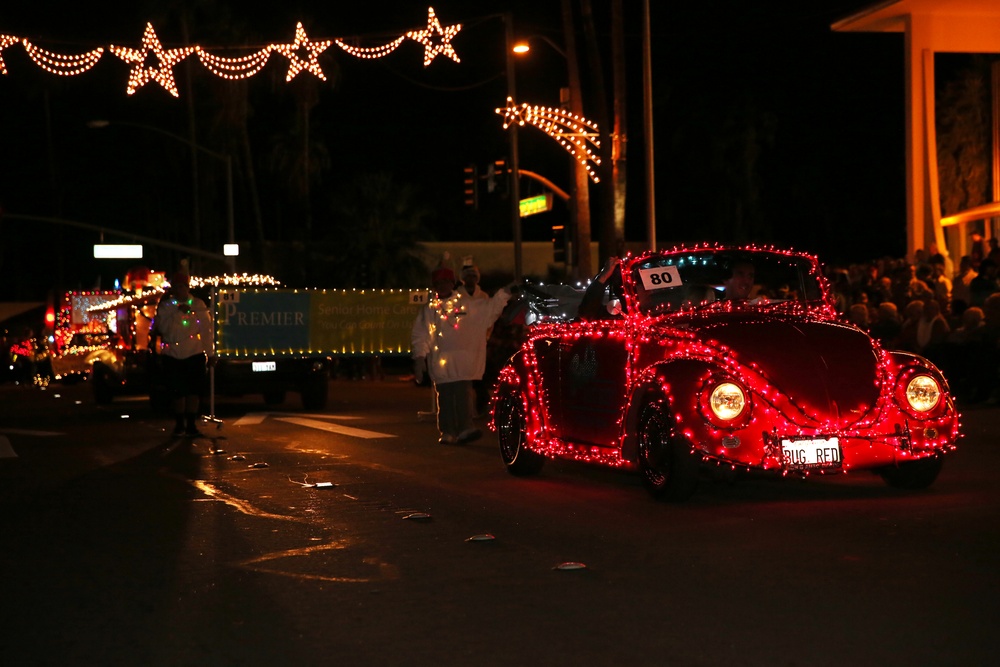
[[722, 259, 756, 300]]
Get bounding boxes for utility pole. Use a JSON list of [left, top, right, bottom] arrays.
[[562, 0, 593, 279], [505, 13, 523, 282], [643, 0, 657, 251], [611, 0, 627, 256]]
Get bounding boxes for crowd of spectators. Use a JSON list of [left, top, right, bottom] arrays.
[[830, 235, 1000, 404]]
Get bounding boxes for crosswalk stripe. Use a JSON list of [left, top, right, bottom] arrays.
[[0, 435, 16, 459], [232, 412, 362, 427], [274, 416, 395, 439]]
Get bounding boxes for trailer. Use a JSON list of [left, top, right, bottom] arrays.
[[88, 275, 427, 410]]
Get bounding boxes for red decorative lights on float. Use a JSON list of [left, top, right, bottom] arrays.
[[490, 243, 961, 477]]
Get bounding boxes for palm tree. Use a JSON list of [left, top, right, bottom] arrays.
[[320, 171, 434, 288], [936, 55, 993, 220], [266, 76, 331, 242]]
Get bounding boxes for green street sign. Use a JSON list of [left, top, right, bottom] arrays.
[[519, 192, 553, 218]]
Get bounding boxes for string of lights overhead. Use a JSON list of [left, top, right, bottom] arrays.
[[1, 6, 603, 177], [497, 97, 603, 183], [0, 7, 462, 96]]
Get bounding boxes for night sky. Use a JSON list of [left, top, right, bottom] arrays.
[[0, 1, 906, 300]]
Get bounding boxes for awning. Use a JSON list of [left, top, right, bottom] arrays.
[[0, 302, 45, 325]]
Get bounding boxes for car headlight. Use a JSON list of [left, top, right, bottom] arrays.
[[905, 374, 941, 413], [709, 382, 747, 421]]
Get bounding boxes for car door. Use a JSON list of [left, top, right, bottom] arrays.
[[556, 320, 629, 447], [526, 333, 564, 433]]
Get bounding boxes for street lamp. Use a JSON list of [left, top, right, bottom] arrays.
[[504, 13, 523, 282], [511, 32, 593, 279], [87, 119, 236, 272], [512, 35, 566, 60]]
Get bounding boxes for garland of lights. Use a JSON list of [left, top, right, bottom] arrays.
[[0, 7, 601, 183], [497, 96, 602, 182], [85, 273, 280, 313], [2, 8, 602, 179], [429, 294, 466, 331], [0, 7, 461, 96]]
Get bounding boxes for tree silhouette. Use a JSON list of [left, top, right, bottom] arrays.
[[319, 171, 434, 288], [936, 55, 994, 219]]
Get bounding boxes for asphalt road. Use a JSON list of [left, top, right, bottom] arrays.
[[1, 376, 997, 667]]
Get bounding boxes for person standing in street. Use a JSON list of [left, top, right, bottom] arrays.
[[459, 260, 492, 415], [155, 268, 215, 437], [459, 261, 489, 302], [411, 262, 510, 445]]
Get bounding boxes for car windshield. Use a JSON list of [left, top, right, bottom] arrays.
[[630, 249, 825, 316]]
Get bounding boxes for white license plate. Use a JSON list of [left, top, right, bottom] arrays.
[[252, 361, 276, 372], [780, 437, 842, 469]]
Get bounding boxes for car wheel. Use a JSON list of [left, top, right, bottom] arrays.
[[263, 390, 286, 406], [301, 380, 328, 410], [92, 366, 114, 405], [878, 455, 944, 490], [495, 391, 544, 476], [637, 403, 699, 501]]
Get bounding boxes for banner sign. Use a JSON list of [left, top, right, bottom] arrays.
[[214, 288, 427, 356]]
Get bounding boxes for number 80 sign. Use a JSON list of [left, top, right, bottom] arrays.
[[638, 266, 682, 291]]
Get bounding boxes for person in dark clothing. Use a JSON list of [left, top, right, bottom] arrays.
[[577, 256, 622, 320]]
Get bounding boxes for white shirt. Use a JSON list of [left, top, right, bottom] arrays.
[[411, 289, 510, 384], [156, 295, 214, 359]]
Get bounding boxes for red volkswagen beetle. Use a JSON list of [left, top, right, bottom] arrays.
[[490, 245, 960, 501]]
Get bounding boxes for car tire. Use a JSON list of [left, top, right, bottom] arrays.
[[637, 403, 699, 501], [263, 390, 286, 406], [92, 365, 114, 405], [495, 391, 545, 476], [301, 380, 328, 410], [878, 455, 944, 490]]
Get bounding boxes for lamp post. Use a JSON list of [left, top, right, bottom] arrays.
[[504, 13, 523, 282], [511, 31, 593, 279], [87, 120, 236, 272], [642, 0, 656, 251], [513, 35, 566, 59]]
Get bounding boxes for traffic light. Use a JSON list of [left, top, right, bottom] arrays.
[[552, 223, 568, 263], [463, 164, 478, 208], [488, 159, 508, 195]]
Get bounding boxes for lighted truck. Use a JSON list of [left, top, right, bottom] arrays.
[[89, 277, 427, 410], [49, 290, 123, 382]]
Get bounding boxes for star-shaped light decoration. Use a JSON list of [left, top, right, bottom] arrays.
[[109, 23, 195, 97], [406, 7, 461, 66], [496, 97, 603, 182], [1, 35, 21, 75], [272, 22, 332, 82], [496, 96, 526, 129]]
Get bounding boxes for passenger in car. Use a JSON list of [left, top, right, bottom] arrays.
[[577, 256, 622, 320], [682, 284, 716, 308]]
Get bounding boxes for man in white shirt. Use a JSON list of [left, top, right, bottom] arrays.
[[155, 270, 215, 437], [411, 265, 510, 444]]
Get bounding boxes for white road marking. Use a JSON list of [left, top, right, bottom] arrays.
[[274, 417, 395, 439], [232, 412, 362, 426]]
